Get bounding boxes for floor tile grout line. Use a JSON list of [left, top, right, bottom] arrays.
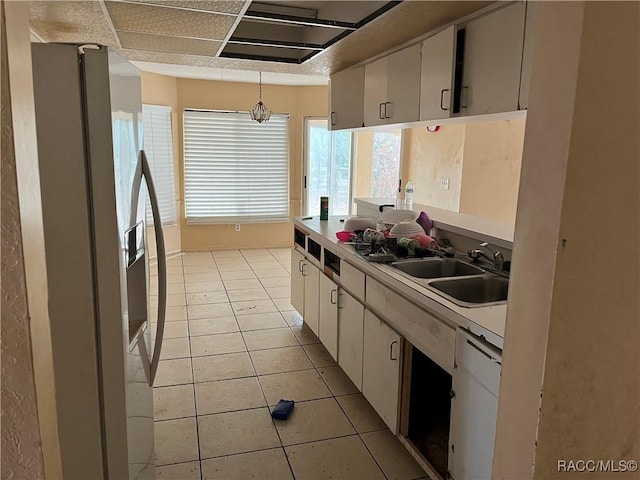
[[240, 248, 309, 480], [304, 329, 393, 480], [356, 430, 393, 480], [208, 259, 298, 480], [158, 249, 403, 478], [179, 255, 204, 478]]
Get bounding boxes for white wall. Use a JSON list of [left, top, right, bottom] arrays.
[[493, 2, 640, 477], [1, 1, 60, 477]]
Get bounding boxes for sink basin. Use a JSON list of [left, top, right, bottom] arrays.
[[427, 276, 509, 307], [391, 258, 484, 279]]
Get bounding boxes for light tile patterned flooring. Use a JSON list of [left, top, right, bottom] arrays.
[[151, 248, 428, 480]]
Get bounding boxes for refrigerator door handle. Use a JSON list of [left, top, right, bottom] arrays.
[[131, 150, 167, 386]]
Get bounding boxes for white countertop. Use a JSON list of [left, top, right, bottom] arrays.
[[354, 197, 514, 248], [294, 215, 507, 348]]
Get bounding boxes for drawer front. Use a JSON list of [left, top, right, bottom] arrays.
[[340, 261, 365, 302], [366, 277, 455, 373]]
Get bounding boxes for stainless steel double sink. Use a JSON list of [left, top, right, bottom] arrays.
[[390, 258, 508, 308]]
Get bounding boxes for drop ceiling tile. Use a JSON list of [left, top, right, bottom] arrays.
[[118, 31, 222, 57], [121, 0, 247, 15], [30, 0, 116, 45], [105, 1, 236, 41]]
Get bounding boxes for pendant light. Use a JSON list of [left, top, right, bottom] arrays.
[[250, 71, 271, 123]]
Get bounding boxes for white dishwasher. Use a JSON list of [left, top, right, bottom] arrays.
[[448, 328, 502, 480]]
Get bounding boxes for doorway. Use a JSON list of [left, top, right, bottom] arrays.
[[303, 118, 353, 216]]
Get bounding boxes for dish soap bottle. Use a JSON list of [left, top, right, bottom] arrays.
[[405, 181, 414, 209]]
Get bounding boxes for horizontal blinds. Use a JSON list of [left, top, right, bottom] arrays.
[[143, 104, 177, 224], [183, 110, 290, 223]]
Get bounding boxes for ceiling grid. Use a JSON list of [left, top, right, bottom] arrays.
[[29, 0, 491, 85]]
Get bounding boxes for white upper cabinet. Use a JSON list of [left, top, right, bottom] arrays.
[[420, 26, 456, 121], [364, 44, 421, 126], [363, 56, 388, 126], [518, 1, 536, 110], [459, 1, 526, 116], [329, 67, 365, 130]]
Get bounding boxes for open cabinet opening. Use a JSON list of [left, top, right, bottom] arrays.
[[403, 345, 452, 478]]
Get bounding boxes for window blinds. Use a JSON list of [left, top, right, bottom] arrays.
[[142, 104, 177, 224], [183, 109, 290, 224]]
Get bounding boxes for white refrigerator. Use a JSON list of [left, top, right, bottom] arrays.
[[31, 43, 167, 479]]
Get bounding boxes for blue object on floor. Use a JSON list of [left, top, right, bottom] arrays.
[[271, 399, 295, 420]]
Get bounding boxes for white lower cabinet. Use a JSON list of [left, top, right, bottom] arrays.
[[338, 290, 364, 390], [319, 274, 339, 361], [291, 248, 320, 337], [290, 248, 305, 315], [366, 277, 455, 374], [303, 261, 320, 336], [449, 329, 502, 480], [362, 310, 402, 433]]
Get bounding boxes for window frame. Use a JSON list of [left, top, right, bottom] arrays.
[[142, 104, 177, 225], [302, 116, 356, 216], [183, 108, 291, 225]]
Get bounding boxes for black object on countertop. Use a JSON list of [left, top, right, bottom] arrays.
[[378, 204, 396, 213], [271, 399, 295, 420]]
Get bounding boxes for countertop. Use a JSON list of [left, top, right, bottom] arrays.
[[294, 215, 507, 349]]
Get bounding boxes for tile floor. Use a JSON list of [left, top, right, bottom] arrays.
[[150, 248, 428, 480]]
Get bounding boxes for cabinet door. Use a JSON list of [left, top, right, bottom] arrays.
[[319, 274, 339, 361], [303, 262, 320, 336], [420, 26, 456, 121], [338, 290, 364, 390], [366, 277, 455, 373], [385, 43, 421, 124], [461, 2, 526, 115], [340, 261, 365, 302], [363, 56, 388, 127], [518, 1, 535, 110], [449, 330, 501, 480], [329, 67, 365, 130], [362, 310, 402, 433], [291, 249, 305, 315]]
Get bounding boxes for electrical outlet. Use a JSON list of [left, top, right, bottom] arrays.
[[440, 178, 450, 190], [235, 224, 241, 232]]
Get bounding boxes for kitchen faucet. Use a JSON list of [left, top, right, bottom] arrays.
[[467, 242, 504, 271]]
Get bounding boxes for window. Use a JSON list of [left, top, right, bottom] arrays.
[[142, 104, 177, 224], [183, 110, 289, 223], [371, 130, 402, 198], [351, 129, 402, 206], [304, 118, 353, 216]]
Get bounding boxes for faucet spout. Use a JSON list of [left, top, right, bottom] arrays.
[[480, 242, 504, 271]]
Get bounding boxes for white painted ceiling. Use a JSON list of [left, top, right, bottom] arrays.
[[29, 0, 491, 86]]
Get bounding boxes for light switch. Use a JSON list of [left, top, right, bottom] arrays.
[[440, 178, 450, 190]]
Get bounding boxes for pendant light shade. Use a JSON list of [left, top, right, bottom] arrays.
[[250, 72, 271, 123]]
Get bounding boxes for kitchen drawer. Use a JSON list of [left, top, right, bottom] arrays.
[[366, 277, 455, 373], [340, 261, 365, 302]]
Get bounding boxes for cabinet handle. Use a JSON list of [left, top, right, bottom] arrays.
[[378, 103, 385, 119], [440, 89, 450, 111], [461, 86, 469, 109], [330, 289, 338, 304], [384, 102, 392, 119], [298, 259, 304, 272], [389, 340, 399, 360], [337, 293, 344, 308], [330, 111, 336, 126], [301, 262, 307, 276]]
